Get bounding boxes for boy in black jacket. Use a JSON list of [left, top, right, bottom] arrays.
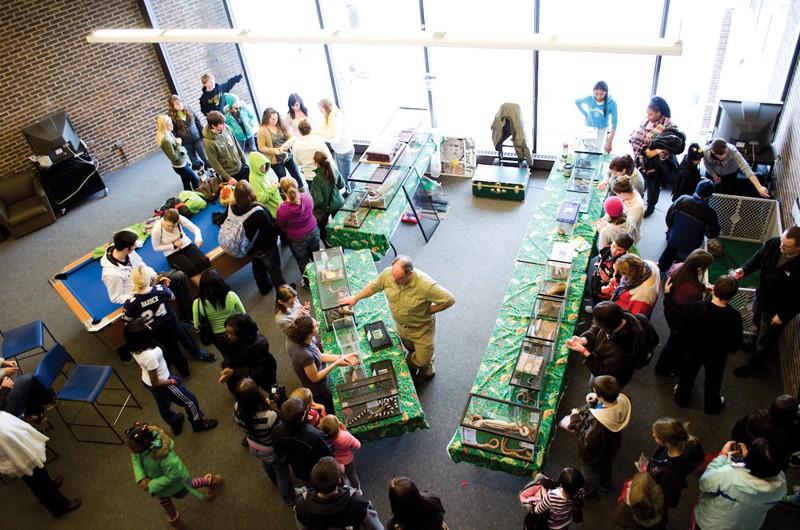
[[272, 398, 331, 486], [199, 73, 243, 116], [566, 375, 632, 498], [294, 457, 383, 530], [673, 275, 742, 413]]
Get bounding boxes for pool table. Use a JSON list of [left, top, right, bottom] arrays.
[[50, 201, 249, 350]]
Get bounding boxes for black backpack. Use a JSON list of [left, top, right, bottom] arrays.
[[627, 313, 660, 368]]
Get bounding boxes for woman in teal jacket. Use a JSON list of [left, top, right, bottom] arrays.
[[223, 94, 259, 152], [693, 438, 786, 530], [309, 150, 345, 245], [127, 422, 223, 529]]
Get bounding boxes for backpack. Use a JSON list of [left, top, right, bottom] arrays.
[[218, 205, 261, 258], [627, 313, 660, 368]]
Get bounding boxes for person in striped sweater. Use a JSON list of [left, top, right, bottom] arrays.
[[532, 467, 585, 529]]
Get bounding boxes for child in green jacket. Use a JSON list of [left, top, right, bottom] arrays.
[[127, 422, 222, 529]]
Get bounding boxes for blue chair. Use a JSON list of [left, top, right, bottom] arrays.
[[1, 320, 58, 369], [34, 344, 141, 445]]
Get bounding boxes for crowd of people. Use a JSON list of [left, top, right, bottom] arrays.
[[1, 74, 799, 530]]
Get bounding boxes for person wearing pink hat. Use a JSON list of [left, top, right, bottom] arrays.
[[597, 196, 634, 250]]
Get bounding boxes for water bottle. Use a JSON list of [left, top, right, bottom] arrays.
[[560, 142, 569, 162]]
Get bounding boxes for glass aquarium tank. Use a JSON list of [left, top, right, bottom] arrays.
[[460, 393, 541, 462], [313, 247, 353, 329], [510, 338, 554, 391], [332, 316, 366, 383], [336, 359, 400, 428], [526, 294, 562, 343], [572, 150, 603, 180], [542, 258, 571, 299], [556, 200, 580, 236]]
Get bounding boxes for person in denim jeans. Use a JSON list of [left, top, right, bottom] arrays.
[[276, 177, 320, 287], [233, 377, 296, 506]]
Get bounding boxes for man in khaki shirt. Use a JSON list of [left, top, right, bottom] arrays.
[[339, 256, 455, 378]]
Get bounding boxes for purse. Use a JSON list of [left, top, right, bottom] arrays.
[[197, 300, 214, 346]]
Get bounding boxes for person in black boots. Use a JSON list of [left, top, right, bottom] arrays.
[[0, 411, 81, 517], [673, 275, 742, 413], [732, 226, 800, 378], [230, 180, 285, 295], [294, 457, 383, 530], [218, 313, 277, 394], [272, 397, 332, 486], [658, 179, 720, 271]]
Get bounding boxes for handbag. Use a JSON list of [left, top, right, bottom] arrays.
[[197, 300, 214, 346], [519, 475, 552, 530]]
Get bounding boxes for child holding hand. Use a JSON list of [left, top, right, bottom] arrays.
[[320, 414, 362, 491]]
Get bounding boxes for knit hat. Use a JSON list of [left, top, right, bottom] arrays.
[[604, 196, 624, 218], [695, 179, 714, 199]]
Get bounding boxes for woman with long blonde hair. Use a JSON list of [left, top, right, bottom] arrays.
[[317, 98, 355, 179], [275, 177, 320, 286], [156, 114, 200, 191]]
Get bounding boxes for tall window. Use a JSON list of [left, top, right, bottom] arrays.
[[228, 0, 332, 127], [658, 0, 799, 142], [425, 0, 535, 152], [320, 0, 429, 140], [536, 0, 662, 155]]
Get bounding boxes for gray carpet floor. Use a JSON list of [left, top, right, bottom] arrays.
[[1, 152, 797, 529]]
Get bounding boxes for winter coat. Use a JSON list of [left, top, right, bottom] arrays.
[[202, 124, 245, 180], [672, 158, 701, 202], [650, 442, 705, 508], [295, 486, 383, 530], [272, 422, 332, 483], [491, 103, 532, 166], [741, 236, 800, 322], [129, 425, 203, 499], [222, 334, 277, 390], [309, 167, 345, 218], [247, 151, 281, 217], [580, 314, 639, 387], [199, 74, 242, 115], [665, 194, 720, 255], [223, 95, 259, 142], [694, 455, 786, 530], [611, 260, 661, 317], [731, 411, 800, 472], [569, 394, 631, 465]]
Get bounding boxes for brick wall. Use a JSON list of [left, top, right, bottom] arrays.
[[150, 0, 253, 122], [772, 2, 800, 396], [0, 0, 172, 177]]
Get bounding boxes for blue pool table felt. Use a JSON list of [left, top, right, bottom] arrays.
[[55, 202, 227, 324]]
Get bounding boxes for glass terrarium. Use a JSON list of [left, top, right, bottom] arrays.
[[542, 258, 572, 299], [460, 393, 541, 462], [337, 359, 401, 428], [573, 150, 603, 179], [510, 338, 554, 391], [313, 247, 353, 329], [332, 316, 366, 383], [566, 176, 592, 214], [556, 200, 580, 236], [526, 296, 561, 343], [340, 188, 368, 213]]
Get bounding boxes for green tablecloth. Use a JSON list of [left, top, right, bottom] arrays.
[[447, 158, 608, 476], [327, 136, 438, 260], [307, 249, 429, 442]]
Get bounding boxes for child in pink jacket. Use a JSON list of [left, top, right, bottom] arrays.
[[321, 415, 361, 491]]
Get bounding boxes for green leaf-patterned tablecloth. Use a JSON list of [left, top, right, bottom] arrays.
[[447, 157, 609, 476], [307, 249, 429, 442], [326, 136, 439, 260]]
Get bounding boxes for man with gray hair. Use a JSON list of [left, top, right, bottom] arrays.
[[339, 256, 455, 379]]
